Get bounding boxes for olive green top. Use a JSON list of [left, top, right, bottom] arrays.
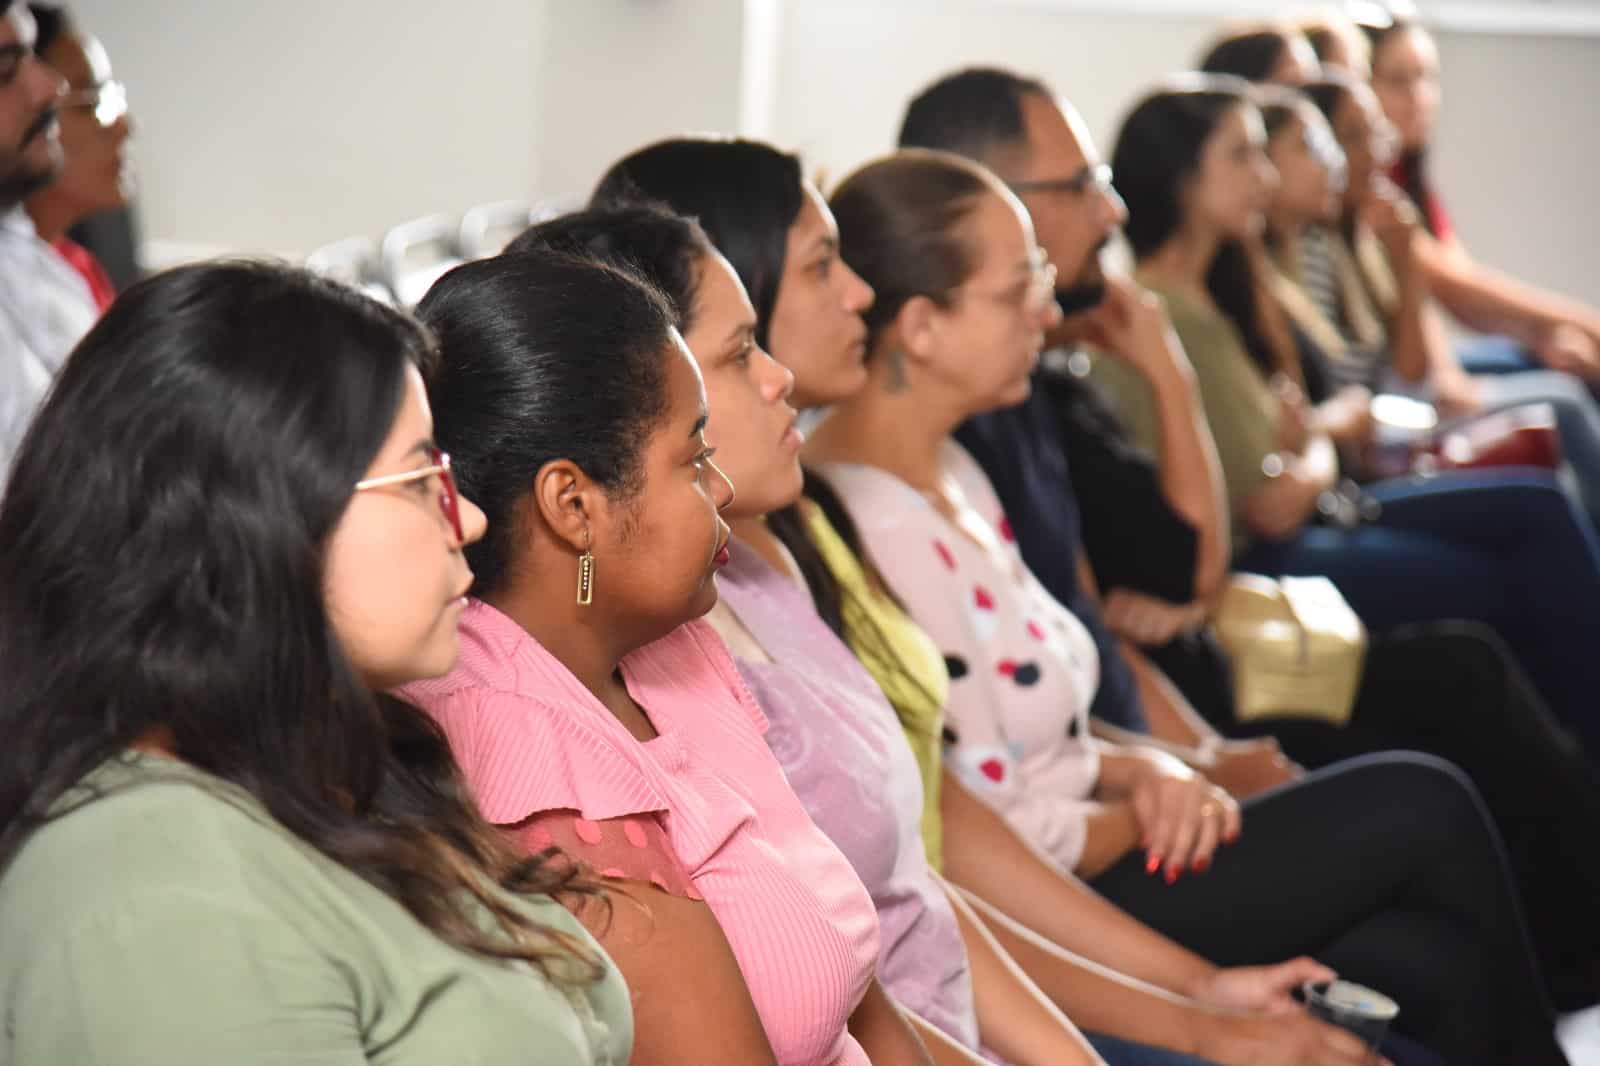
[[1089, 281, 1280, 551], [0, 751, 631, 1065]]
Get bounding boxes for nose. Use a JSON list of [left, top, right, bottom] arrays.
[[1037, 293, 1064, 331], [1098, 183, 1128, 229], [458, 494, 488, 547], [707, 455, 736, 512], [839, 259, 875, 314], [758, 345, 795, 403], [1258, 157, 1281, 195]]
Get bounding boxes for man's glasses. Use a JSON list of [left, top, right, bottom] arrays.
[[59, 80, 127, 129], [354, 447, 464, 542], [1009, 163, 1114, 198]]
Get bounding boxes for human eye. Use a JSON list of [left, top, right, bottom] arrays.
[[811, 254, 836, 280]]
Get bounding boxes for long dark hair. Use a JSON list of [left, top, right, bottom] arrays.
[[591, 141, 943, 727], [1113, 77, 1291, 377], [0, 260, 599, 974], [415, 252, 676, 602], [592, 137, 804, 352]]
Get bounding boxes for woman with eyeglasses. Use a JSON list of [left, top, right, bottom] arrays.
[[401, 251, 932, 1066], [25, 3, 133, 311], [795, 146, 1565, 1065], [0, 260, 630, 1064]]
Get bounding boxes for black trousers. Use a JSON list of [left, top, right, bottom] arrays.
[[1151, 622, 1600, 1012], [1089, 754, 1564, 1065]]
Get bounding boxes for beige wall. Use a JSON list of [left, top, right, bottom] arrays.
[[71, 0, 1600, 304]]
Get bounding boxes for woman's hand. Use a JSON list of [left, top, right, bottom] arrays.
[[1270, 374, 1313, 455], [1363, 176, 1422, 264], [1119, 750, 1241, 881], [1192, 957, 1336, 1014], [1201, 1011, 1392, 1066], [1538, 321, 1600, 380], [1101, 588, 1208, 647]]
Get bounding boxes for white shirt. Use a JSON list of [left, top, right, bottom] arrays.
[[0, 207, 99, 482]]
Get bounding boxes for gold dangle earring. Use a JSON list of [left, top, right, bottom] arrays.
[[576, 529, 595, 606]]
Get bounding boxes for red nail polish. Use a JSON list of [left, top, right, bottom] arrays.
[[1165, 866, 1180, 885], [1224, 829, 1240, 845], [1193, 856, 1210, 873], [1145, 853, 1161, 875]]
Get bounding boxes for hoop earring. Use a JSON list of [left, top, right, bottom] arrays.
[[576, 530, 595, 606]]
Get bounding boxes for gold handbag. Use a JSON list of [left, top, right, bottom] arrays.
[[1213, 574, 1368, 727]]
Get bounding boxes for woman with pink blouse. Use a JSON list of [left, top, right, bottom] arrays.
[[398, 252, 932, 1066]]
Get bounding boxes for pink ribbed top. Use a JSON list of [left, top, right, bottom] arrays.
[[401, 601, 878, 1066]]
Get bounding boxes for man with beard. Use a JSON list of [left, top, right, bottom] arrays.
[[0, 0, 95, 480], [898, 68, 1291, 790]]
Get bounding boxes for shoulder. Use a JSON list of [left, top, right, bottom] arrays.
[[0, 761, 322, 970]]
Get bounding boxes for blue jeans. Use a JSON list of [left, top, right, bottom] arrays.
[[1236, 469, 1600, 753], [1455, 333, 1537, 376]]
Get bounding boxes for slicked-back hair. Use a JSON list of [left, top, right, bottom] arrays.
[[416, 252, 677, 600], [507, 201, 713, 336], [897, 66, 1052, 170], [829, 149, 994, 347]]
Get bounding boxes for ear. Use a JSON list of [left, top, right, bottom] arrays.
[[893, 293, 948, 367], [531, 458, 608, 555]]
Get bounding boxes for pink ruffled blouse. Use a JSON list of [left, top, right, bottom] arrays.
[[401, 602, 879, 1066]]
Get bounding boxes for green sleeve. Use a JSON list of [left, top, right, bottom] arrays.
[[1179, 325, 1277, 521], [10, 890, 367, 1066], [1085, 354, 1160, 455]]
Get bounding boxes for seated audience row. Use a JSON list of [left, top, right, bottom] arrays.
[[1, 2, 1595, 1064]]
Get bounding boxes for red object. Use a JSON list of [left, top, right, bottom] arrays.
[[52, 237, 117, 313], [1425, 404, 1562, 473]]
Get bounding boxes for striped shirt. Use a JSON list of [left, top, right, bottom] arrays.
[[402, 602, 879, 1066]]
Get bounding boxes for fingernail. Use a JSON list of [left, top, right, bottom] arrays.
[[1145, 853, 1161, 875], [1165, 866, 1180, 885], [1192, 856, 1209, 873], [1224, 829, 1240, 845]]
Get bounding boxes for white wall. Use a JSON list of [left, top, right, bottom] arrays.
[[74, 0, 547, 258], [69, 0, 1600, 304], [775, 0, 1600, 305]]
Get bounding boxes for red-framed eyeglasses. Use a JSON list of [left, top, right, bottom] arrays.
[[354, 446, 463, 542]]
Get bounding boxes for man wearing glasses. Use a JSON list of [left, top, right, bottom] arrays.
[[0, 0, 97, 481]]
